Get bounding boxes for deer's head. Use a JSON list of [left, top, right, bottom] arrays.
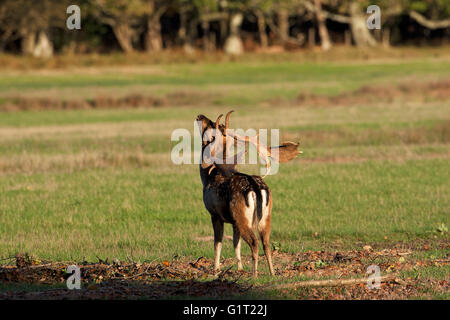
[[196, 111, 301, 178]]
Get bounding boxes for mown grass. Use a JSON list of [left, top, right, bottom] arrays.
[[1, 58, 450, 107], [0, 55, 448, 287], [0, 118, 447, 155], [1, 157, 447, 262]]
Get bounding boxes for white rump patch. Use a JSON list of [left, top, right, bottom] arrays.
[[258, 190, 270, 232], [245, 191, 256, 229]]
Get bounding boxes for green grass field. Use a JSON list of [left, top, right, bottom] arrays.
[[0, 51, 448, 299]]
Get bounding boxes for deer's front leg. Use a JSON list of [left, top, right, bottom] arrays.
[[211, 216, 224, 271]]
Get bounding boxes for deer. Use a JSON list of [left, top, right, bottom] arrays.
[[196, 110, 300, 278]]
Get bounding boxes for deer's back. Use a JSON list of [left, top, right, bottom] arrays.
[[203, 171, 270, 224]]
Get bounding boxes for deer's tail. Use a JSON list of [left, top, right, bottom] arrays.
[[249, 181, 264, 231]]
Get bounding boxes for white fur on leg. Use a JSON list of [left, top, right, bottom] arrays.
[[235, 237, 242, 270], [214, 241, 222, 270]]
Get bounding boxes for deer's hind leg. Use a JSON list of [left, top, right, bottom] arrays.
[[240, 227, 259, 278], [259, 226, 274, 276], [232, 225, 243, 271], [258, 190, 275, 276], [231, 192, 259, 278]]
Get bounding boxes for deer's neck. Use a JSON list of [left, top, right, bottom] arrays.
[[199, 164, 237, 187]]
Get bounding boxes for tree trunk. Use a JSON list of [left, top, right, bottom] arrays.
[[113, 22, 135, 53], [349, 2, 377, 47], [21, 29, 36, 55], [202, 21, 209, 51], [224, 13, 244, 55], [178, 10, 187, 46], [21, 29, 54, 58], [0, 28, 14, 52], [146, 16, 163, 52], [229, 12, 243, 36], [374, 29, 382, 42], [308, 28, 315, 48], [277, 8, 289, 44], [187, 19, 197, 48], [444, 29, 450, 46], [314, 0, 331, 51], [256, 11, 268, 48], [179, 10, 194, 53], [382, 28, 390, 48], [344, 29, 351, 46], [209, 32, 216, 51], [219, 18, 227, 46]]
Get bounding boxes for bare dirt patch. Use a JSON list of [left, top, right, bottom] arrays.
[[1, 80, 449, 112], [1, 240, 448, 300], [294, 80, 450, 107], [0, 91, 219, 112], [0, 95, 167, 112]]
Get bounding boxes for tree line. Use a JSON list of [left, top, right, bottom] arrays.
[[0, 0, 449, 58]]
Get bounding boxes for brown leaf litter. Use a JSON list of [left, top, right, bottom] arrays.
[[0, 240, 448, 300]]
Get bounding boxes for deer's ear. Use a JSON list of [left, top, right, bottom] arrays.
[[269, 141, 301, 163]]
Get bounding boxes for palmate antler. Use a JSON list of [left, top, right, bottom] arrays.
[[223, 110, 272, 178], [211, 110, 301, 178]]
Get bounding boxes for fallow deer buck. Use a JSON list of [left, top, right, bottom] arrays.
[[196, 110, 300, 277]]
